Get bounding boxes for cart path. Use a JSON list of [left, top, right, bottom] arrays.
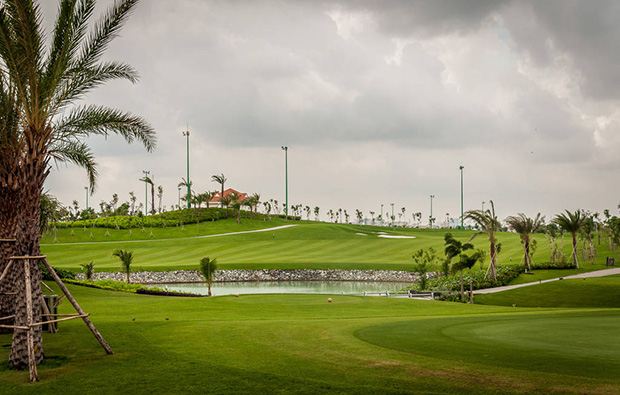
[[41, 224, 298, 246], [474, 267, 620, 295]]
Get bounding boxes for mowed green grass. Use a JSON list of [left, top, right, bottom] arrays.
[[40, 219, 615, 273], [2, 283, 619, 394], [476, 275, 620, 308]]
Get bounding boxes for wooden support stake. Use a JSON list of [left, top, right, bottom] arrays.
[[41, 258, 114, 355], [0, 259, 13, 283], [40, 295, 57, 333], [29, 314, 89, 328], [23, 259, 39, 382], [0, 324, 29, 330], [0, 315, 16, 321], [41, 282, 54, 293]]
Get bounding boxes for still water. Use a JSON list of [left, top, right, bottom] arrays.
[[149, 281, 409, 296]]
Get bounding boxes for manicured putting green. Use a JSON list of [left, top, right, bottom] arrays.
[[355, 310, 620, 379]]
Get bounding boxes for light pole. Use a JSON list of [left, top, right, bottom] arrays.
[[430, 195, 435, 228], [482, 201, 485, 213], [281, 146, 288, 219], [142, 170, 150, 216], [84, 186, 89, 213], [183, 129, 190, 209], [390, 203, 394, 228], [459, 165, 464, 229], [380, 204, 384, 226], [177, 187, 181, 209]]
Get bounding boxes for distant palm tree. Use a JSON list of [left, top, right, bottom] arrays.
[[211, 173, 227, 207], [464, 200, 501, 280], [229, 192, 242, 223], [220, 195, 232, 216], [314, 206, 320, 221], [506, 213, 544, 270], [369, 211, 375, 225], [553, 210, 586, 268], [139, 174, 155, 215], [177, 178, 193, 207], [112, 249, 134, 283], [81, 261, 95, 281], [444, 233, 473, 299], [199, 257, 218, 296]]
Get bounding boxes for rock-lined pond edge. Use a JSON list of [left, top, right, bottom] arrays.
[[76, 269, 419, 284]]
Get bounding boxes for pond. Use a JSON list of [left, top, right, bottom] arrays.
[[149, 281, 409, 296]]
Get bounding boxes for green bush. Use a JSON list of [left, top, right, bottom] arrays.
[[411, 265, 524, 292], [64, 279, 164, 293], [41, 265, 76, 280], [530, 262, 577, 270]]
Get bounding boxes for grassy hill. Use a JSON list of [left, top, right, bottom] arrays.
[[40, 218, 616, 274]]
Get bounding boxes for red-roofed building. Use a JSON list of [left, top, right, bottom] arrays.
[[209, 188, 248, 208]]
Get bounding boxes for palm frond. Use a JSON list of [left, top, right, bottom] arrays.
[[76, 0, 139, 70], [42, 0, 95, 108], [54, 104, 155, 151], [48, 138, 98, 190]]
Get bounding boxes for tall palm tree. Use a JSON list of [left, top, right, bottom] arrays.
[[112, 249, 134, 283], [506, 213, 544, 270], [211, 173, 227, 207], [0, 0, 154, 370], [553, 210, 585, 268], [199, 257, 218, 297], [464, 200, 501, 280], [229, 192, 241, 223]]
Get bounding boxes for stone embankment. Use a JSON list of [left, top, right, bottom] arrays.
[[76, 269, 418, 284]]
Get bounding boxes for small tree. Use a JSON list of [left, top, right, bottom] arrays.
[[411, 247, 438, 290], [199, 257, 218, 296], [81, 261, 95, 281], [112, 249, 134, 283], [454, 250, 484, 303]]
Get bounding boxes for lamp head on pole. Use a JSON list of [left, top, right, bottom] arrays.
[[281, 146, 287, 151], [459, 165, 464, 170], [183, 130, 190, 137]]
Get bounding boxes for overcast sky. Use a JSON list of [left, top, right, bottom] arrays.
[[43, 0, 620, 224]]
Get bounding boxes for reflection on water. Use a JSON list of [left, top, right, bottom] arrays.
[[148, 281, 409, 296]]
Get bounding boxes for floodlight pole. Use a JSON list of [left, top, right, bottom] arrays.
[[84, 186, 89, 212], [460, 165, 464, 229], [183, 129, 190, 209], [282, 146, 288, 219], [142, 170, 150, 216], [430, 195, 435, 228]]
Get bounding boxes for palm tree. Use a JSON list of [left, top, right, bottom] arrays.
[[220, 194, 232, 216], [314, 206, 319, 221], [177, 178, 193, 207], [553, 210, 586, 268], [229, 192, 242, 223], [112, 249, 134, 283], [0, 0, 154, 370], [454, 250, 484, 303], [506, 213, 544, 270], [211, 173, 227, 207], [464, 200, 501, 280], [157, 186, 163, 213], [444, 233, 473, 300], [199, 257, 218, 296], [369, 211, 375, 225], [81, 261, 95, 281], [139, 174, 155, 215]]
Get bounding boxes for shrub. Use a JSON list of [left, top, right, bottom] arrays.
[[41, 265, 76, 280], [411, 265, 524, 292]]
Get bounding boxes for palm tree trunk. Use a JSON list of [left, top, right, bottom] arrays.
[[524, 240, 530, 270], [208, 281, 212, 297], [9, 162, 47, 369], [489, 240, 497, 280], [150, 184, 155, 215], [572, 232, 579, 269], [0, 186, 18, 334], [460, 269, 464, 300]]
